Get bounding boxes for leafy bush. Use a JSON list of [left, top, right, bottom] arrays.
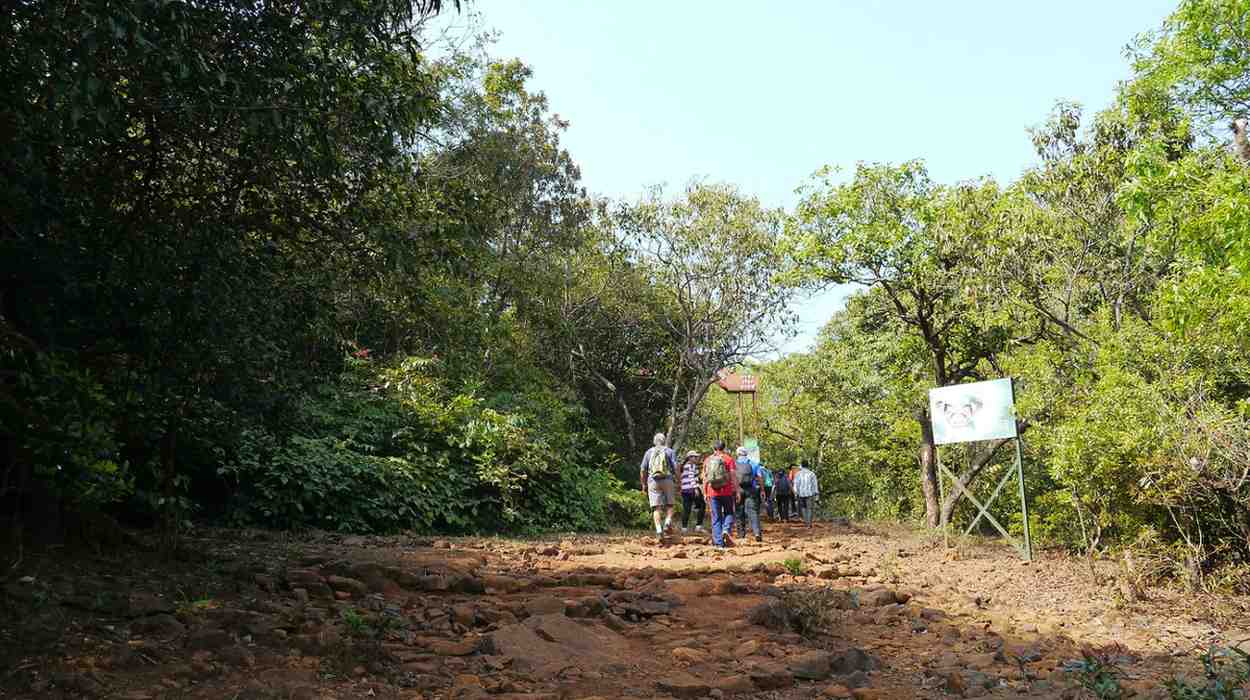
[[7, 353, 131, 507], [782, 557, 805, 576], [605, 485, 652, 530], [1063, 648, 1125, 700], [222, 357, 635, 534], [1165, 646, 1250, 700], [779, 587, 846, 638]]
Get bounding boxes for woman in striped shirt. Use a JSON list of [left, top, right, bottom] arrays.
[[679, 451, 706, 532]]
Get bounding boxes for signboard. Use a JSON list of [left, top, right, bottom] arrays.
[[743, 438, 761, 465], [716, 371, 758, 393], [928, 378, 1017, 445]]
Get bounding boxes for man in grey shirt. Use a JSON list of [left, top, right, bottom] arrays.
[[639, 432, 678, 538], [793, 461, 820, 528]]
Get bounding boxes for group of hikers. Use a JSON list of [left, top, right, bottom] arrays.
[[639, 433, 820, 548]]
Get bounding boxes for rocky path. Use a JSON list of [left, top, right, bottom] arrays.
[[3, 520, 1249, 699]]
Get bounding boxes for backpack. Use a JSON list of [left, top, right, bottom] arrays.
[[774, 471, 791, 495], [763, 468, 774, 489], [705, 453, 729, 489], [649, 447, 670, 479], [737, 460, 756, 488]]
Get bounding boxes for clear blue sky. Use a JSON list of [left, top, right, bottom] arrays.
[[436, 1, 1178, 354]]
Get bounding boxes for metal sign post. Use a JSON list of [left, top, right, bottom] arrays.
[[930, 378, 1032, 562]]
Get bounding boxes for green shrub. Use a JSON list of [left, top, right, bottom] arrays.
[[9, 353, 131, 507], [1165, 646, 1250, 700], [1063, 648, 1125, 699], [223, 357, 633, 534], [605, 484, 652, 530], [782, 557, 805, 576]]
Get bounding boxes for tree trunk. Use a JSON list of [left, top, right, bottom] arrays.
[[917, 409, 940, 528], [670, 376, 716, 458], [586, 364, 636, 451], [159, 429, 178, 553]]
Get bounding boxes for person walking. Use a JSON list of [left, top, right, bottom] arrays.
[[679, 451, 706, 532], [639, 433, 678, 539], [788, 464, 801, 522], [773, 467, 792, 522], [761, 462, 775, 521], [702, 440, 738, 548], [734, 446, 764, 542], [793, 461, 820, 528]]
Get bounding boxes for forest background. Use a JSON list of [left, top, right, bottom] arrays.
[[5, 0, 1250, 593]]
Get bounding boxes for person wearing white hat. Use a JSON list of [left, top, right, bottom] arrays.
[[679, 450, 706, 532]]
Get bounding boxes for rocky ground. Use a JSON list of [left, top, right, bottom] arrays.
[[2, 519, 1249, 699]]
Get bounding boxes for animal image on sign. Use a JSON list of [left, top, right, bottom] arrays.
[[928, 378, 1018, 445]]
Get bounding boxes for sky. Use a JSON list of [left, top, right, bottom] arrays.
[[432, 1, 1178, 355]]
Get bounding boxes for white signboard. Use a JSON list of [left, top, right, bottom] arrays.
[[744, 438, 761, 465], [928, 378, 1018, 445]]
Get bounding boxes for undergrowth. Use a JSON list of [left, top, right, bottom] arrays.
[[778, 587, 849, 637], [1064, 644, 1250, 699], [781, 557, 805, 576]]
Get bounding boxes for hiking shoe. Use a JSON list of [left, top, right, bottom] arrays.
[[695, 525, 705, 532], [755, 535, 763, 543]]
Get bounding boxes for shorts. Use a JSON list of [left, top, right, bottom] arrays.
[[648, 476, 677, 507]]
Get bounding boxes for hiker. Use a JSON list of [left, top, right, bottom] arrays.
[[794, 460, 820, 528], [761, 461, 775, 521], [773, 467, 793, 522], [639, 432, 678, 539], [734, 446, 764, 542], [702, 439, 739, 548], [679, 450, 706, 532], [788, 464, 801, 521]]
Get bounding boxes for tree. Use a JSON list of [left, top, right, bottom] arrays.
[[788, 161, 1024, 527], [0, 0, 457, 540], [1127, 0, 1250, 128], [615, 183, 798, 456]]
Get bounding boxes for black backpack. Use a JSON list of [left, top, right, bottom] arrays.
[[737, 461, 755, 488], [774, 471, 791, 495]]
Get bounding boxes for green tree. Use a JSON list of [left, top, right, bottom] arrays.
[[789, 161, 1024, 527], [615, 183, 798, 456], [0, 0, 457, 539]]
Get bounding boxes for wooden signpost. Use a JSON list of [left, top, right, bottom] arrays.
[[717, 370, 758, 446]]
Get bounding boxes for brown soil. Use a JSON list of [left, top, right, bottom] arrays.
[[2, 519, 1249, 699]]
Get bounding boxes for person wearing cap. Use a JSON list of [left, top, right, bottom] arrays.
[[679, 450, 705, 532], [734, 446, 765, 543]]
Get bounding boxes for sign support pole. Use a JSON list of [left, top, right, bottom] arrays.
[[1014, 435, 1033, 562], [752, 393, 759, 439], [937, 446, 948, 550], [736, 393, 744, 446]]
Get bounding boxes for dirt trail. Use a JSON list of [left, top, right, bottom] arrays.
[[3, 520, 1249, 699]]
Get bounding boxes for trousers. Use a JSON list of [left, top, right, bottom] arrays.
[[736, 488, 762, 538]]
